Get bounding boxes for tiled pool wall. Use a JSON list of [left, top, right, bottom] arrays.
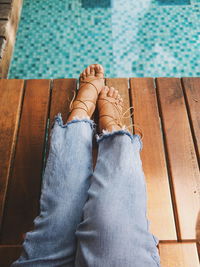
[[8, 0, 200, 78]]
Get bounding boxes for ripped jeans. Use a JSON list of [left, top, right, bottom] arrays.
[[11, 115, 161, 267]]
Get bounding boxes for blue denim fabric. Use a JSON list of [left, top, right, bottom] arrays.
[[11, 115, 160, 267]]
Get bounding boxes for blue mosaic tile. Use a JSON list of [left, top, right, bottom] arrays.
[[156, 0, 191, 5], [81, 0, 112, 8], [8, 0, 200, 78]]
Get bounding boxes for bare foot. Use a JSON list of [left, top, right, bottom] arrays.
[[67, 64, 104, 122], [98, 86, 124, 132]]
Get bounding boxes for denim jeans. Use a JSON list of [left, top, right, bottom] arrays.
[[11, 115, 161, 267]]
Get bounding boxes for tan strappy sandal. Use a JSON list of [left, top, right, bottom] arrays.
[[69, 75, 104, 117], [98, 97, 144, 139]]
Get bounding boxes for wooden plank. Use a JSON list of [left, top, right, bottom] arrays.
[[0, 36, 6, 57], [0, 245, 22, 266], [0, 79, 51, 244], [159, 242, 199, 267], [105, 78, 132, 132], [0, 4, 11, 19], [182, 77, 200, 164], [0, 79, 24, 229], [0, 20, 7, 37], [130, 78, 176, 240], [46, 79, 76, 159], [156, 78, 200, 240], [49, 79, 77, 127], [0, 1, 12, 3]]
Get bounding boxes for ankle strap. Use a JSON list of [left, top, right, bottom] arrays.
[[79, 77, 104, 98], [98, 98, 122, 116], [98, 98, 143, 139]]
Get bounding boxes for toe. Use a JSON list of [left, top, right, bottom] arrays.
[[99, 86, 109, 98], [117, 95, 121, 101], [113, 89, 119, 99], [90, 64, 95, 76], [82, 69, 86, 77], [104, 85, 109, 93], [86, 66, 91, 76], [94, 64, 104, 77], [108, 86, 115, 97], [80, 70, 86, 81]]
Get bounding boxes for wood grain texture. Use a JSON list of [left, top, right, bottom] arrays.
[[0, 20, 7, 37], [159, 242, 199, 267], [0, 36, 5, 54], [0, 0, 23, 78], [0, 79, 24, 229], [0, 245, 22, 267], [49, 79, 77, 127], [0, 80, 51, 244], [105, 78, 132, 132], [45, 79, 77, 159], [182, 77, 200, 164], [130, 78, 176, 240], [0, 0, 12, 3], [156, 78, 200, 240], [0, 4, 11, 19]]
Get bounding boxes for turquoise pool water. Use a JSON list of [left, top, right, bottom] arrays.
[[8, 0, 200, 78]]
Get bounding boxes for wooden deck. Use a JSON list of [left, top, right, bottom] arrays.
[[0, 78, 199, 266], [0, 0, 23, 78]]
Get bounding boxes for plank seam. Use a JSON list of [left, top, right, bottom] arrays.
[[154, 78, 181, 241], [159, 240, 198, 244], [181, 78, 200, 169], [0, 245, 22, 248], [0, 80, 25, 235], [9, 80, 26, 169], [42, 79, 53, 172]]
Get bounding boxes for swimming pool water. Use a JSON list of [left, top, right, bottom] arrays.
[[8, 0, 200, 78]]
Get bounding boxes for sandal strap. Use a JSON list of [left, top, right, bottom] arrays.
[[98, 98, 144, 139], [69, 76, 104, 116], [71, 106, 88, 114], [70, 99, 96, 113], [98, 98, 122, 115], [99, 114, 123, 128], [98, 97, 123, 130], [79, 77, 104, 98], [126, 123, 144, 140]]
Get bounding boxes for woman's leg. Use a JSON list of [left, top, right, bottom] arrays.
[[75, 86, 161, 267], [11, 117, 94, 267], [11, 64, 105, 266]]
